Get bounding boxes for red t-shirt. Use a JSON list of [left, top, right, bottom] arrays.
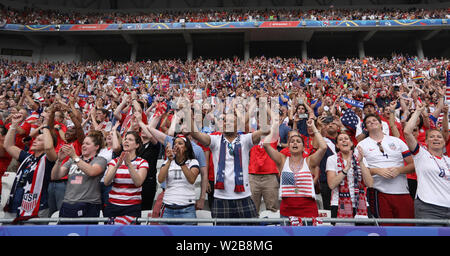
[[248, 141, 278, 175], [197, 132, 221, 182]]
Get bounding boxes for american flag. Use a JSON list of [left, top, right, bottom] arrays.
[[341, 108, 359, 132], [281, 171, 296, 186], [281, 170, 312, 197], [120, 107, 133, 135], [25, 111, 40, 124], [70, 176, 83, 185]]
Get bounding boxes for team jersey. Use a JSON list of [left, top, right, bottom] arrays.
[[411, 145, 450, 208], [357, 135, 411, 194], [161, 159, 199, 206], [107, 157, 149, 206]]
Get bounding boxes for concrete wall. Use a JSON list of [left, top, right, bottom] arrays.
[[1, 0, 448, 12], [0, 36, 101, 62]]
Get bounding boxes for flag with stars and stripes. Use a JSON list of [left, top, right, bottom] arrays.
[[341, 108, 359, 133]]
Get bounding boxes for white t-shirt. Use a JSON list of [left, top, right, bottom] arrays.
[[357, 135, 411, 194], [326, 154, 357, 207], [161, 159, 199, 206], [412, 146, 450, 208], [209, 133, 254, 200]]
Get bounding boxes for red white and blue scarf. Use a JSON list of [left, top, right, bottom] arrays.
[[215, 135, 245, 192], [336, 152, 368, 219]]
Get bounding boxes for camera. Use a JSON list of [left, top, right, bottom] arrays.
[[324, 115, 334, 123]]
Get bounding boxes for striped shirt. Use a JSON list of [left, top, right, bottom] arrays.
[[280, 157, 315, 199], [107, 157, 149, 206]]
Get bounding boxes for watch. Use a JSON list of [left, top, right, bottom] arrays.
[[74, 157, 81, 163]]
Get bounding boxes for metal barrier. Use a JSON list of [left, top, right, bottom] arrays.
[[0, 217, 449, 226]]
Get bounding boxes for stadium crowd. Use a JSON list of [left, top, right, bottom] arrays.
[[0, 54, 449, 226], [1, 5, 449, 25]]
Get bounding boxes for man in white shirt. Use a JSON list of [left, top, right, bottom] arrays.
[[357, 113, 415, 225], [191, 109, 269, 224]]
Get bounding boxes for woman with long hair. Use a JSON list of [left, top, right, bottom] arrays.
[[158, 134, 200, 224], [326, 132, 373, 224], [51, 130, 107, 223], [263, 118, 327, 219], [404, 103, 450, 225], [103, 131, 149, 224]]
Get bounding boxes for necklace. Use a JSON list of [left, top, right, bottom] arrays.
[[289, 157, 304, 194], [430, 154, 450, 181]]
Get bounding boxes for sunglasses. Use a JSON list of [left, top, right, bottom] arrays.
[[377, 142, 389, 159], [377, 142, 384, 154]]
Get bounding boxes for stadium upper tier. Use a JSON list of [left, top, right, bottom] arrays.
[[1, 6, 449, 25]]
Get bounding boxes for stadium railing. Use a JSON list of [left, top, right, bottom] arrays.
[[0, 217, 448, 226]]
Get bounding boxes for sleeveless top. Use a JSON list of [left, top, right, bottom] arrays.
[[280, 157, 315, 199]]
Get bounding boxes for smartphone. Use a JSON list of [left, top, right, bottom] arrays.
[[298, 113, 308, 119], [324, 116, 334, 123]]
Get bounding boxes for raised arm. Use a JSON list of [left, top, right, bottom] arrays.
[[4, 114, 22, 160], [387, 100, 401, 138], [262, 121, 285, 171], [442, 104, 448, 142], [307, 119, 328, 169], [403, 102, 425, 152], [42, 125, 57, 162], [190, 110, 211, 147]]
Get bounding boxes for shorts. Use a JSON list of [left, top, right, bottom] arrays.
[[369, 189, 414, 226]]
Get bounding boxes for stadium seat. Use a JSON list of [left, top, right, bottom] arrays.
[[195, 210, 213, 226], [259, 210, 280, 219], [140, 210, 153, 225], [98, 211, 104, 225], [259, 210, 280, 226], [48, 211, 60, 225], [317, 210, 332, 226], [1, 172, 16, 208], [315, 194, 324, 210]]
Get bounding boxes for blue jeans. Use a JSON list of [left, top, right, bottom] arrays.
[[162, 204, 197, 225], [47, 180, 67, 217]]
